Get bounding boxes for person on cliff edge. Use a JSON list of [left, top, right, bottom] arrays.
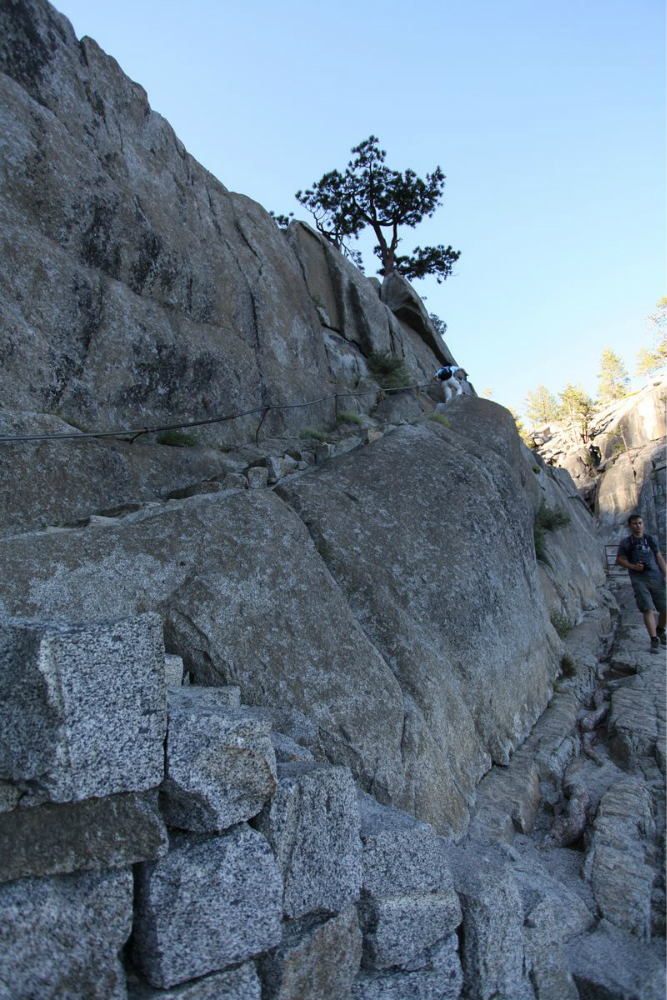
[[616, 514, 667, 654], [434, 365, 466, 403]]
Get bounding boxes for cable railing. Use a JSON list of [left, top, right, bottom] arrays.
[[0, 380, 437, 447]]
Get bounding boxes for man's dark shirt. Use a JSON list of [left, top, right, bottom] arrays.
[[617, 533, 662, 580]]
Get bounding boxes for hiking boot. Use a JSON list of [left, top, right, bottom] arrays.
[[650, 636, 661, 654], [657, 628, 667, 646]]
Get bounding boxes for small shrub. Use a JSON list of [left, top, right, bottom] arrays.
[[299, 428, 328, 442], [550, 609, 572, 639], [532, 465, 541, 474], [367, 351, 411, 390], [535, 499, 571, 532], [427, 413, 451, 428], [560, 653, 576, 677], [157, 430, 198, 447], [534, 522, 547, 562], [609, 438, 626, 457], [338, 410, 365, 425]]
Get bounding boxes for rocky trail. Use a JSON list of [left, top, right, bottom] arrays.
[[450, 574, 666, 999]]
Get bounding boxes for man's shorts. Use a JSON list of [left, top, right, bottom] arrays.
[[631, 574, 667, 614]]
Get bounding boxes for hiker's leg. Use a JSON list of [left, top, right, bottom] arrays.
[[642, 609, 657, 638], [633, 580, 656, 637]]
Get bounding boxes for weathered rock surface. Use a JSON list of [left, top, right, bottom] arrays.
[[279, 409, 567, 831], [358, 815, 460, 969], [167, 685, 241, 711], [161, 706, 277, 832], [0, 867, 133, 1000], [0, 788, 167, 882], [0, 0, 448, 472], [445, 845, 533, 1000], [352, 935, 462, 1000], [128, 963, 262, 1000], [0, 490, 409, 812], [133, 825, 282, 988], [380, 270, 453, 363], [0, 614, 166, 802], [565, 922, 667, 1000], [255, 761, 361, 919], [584, 777, 656, 939], [0, 411, 241, 536], [533, 377, 667, 552], [260, 907, 362, 1000]]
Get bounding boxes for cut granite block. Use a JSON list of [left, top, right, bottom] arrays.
[[445, 845, 533, 1000], [260, 907, 362, 1000], [161, 708, 277, 831], [270, 732, 314, 763], [254, 761, 361, 919], [358, 818, 460, 969], [352, 934, 462, 999], [133, 825, 282, 989], [522, 897, 578, 1000], [167, 686, 241, 711], [0, 789, 167, 882], [0, 867, 133, 1000], [362, 892, 461, 971], [127, 962, 261, 999], [164, 655, 184, 687], [0, 614, 166, 802]]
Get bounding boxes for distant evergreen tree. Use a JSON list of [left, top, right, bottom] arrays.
[[597, 348, 629, 403], [636, 296, 667, 377], [558, 384, 595, 443], [525, 385, 558, 425]]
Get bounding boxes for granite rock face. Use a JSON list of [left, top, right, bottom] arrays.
[[358, 803, 460, 970], [0, 404, 601, 832], [279, 410, 566, 831], [133, 825, 283, 988], [446, 846, 533, 1000], [0, 867, 133, 1000], [127, 963, 262, 1000], [0, 789, 167, 882], [161, 707, 277, 832], [0, 490, 408, 814], [352, 935, 463, 1000], [260, 908, 362, 1000], [0, 0, 445, 456], [255, 761, 362, 919], [0, 614, 166, 802]]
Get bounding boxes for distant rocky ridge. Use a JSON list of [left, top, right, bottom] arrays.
[[531, 376, 666, 552], [0, 1, 664, 998]]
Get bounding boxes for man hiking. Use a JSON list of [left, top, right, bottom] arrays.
[[616, 514, 667, 654], [434, 365, 465, 404]]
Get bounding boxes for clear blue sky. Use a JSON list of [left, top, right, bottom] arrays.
[[53, 0, 666, 417]]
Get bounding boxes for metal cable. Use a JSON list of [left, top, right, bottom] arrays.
[[0, 381, 436, 444]]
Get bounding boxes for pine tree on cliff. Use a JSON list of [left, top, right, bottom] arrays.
[[558, 384, 595, 443], [597, 348, 629, 403], [293, 136, 461, 281], [636, 296, 667, 377], [525, 385, 559, 425]]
